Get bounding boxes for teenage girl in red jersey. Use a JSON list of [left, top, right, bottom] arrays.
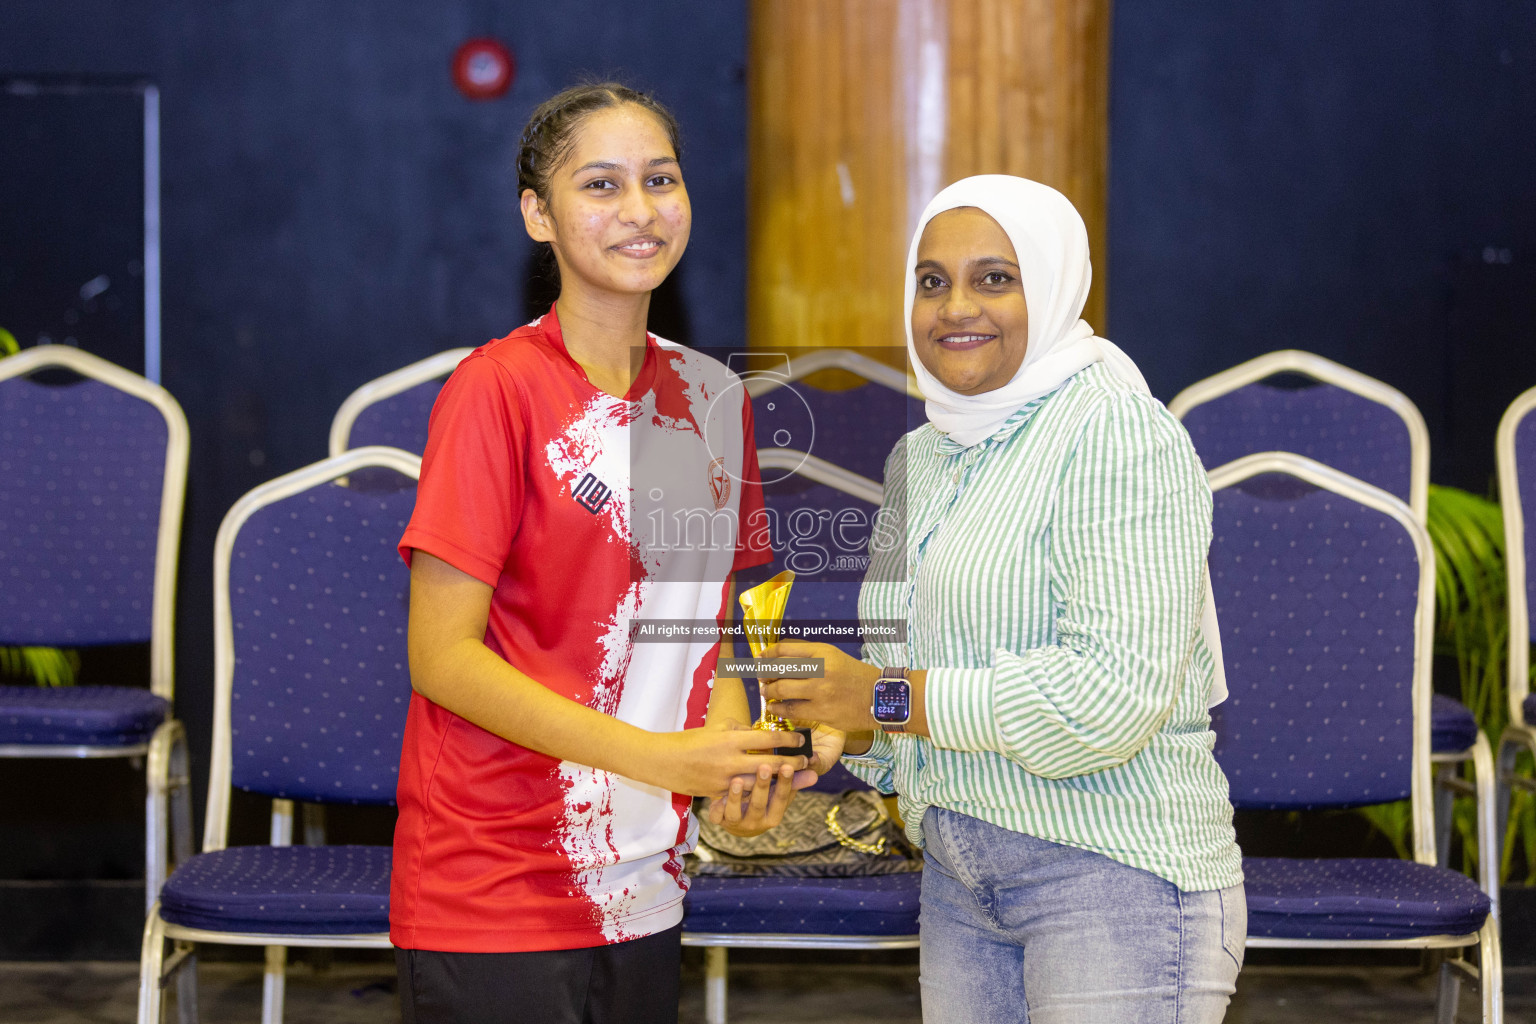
[[392, 83, 813, 1024]]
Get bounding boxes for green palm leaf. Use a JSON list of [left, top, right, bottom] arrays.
[[0, 646, 80, 686]]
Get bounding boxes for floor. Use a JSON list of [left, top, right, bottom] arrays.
[[2, 954, 1532, 1023]]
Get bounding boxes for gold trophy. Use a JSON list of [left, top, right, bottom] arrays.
[[738, 570, 814, 758]]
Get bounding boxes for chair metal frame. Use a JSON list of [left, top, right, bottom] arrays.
[[332, 349, 920, 463], [683, 452, 912, 1024], [137, 446, 421, 1024], [756, 449, 884, 507], [0, 344, 193, 913], [1170, 349, 1430, 519], [681, 933, 918, 1024], [326, 348, 473, 458], [1174, 351, 1498, 919], [1496, 387, 1536, 870], [740, 347, 923, 400], [1209, 452, 1501, 1023]]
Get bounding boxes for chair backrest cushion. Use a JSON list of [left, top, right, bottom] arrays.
[[1183, 381, 1414, 505], [345, 379, 445, 456], [228, 478, 415, 804], [0, 375, 167, 645], [1518, 407, 1536, 636], [745, 479, 883, 587], [1209, 476, 1420, 809], [763, 381, 922, 483]]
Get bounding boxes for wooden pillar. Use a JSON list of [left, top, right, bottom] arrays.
[[747, 0, 1110, 355]]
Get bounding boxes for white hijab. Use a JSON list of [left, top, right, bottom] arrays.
[[904, 174, 1227, 707]]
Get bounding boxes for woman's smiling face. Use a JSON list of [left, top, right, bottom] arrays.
[[910, 207, 1029, 396]]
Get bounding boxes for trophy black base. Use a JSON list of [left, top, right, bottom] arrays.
[[774, 726, 814, 760]]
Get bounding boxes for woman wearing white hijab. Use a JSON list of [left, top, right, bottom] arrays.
[[762, 175, 1245, 1022]]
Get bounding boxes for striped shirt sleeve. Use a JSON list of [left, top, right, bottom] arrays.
[[839, 729, 899, 794], [924, 394, 1212, 779]]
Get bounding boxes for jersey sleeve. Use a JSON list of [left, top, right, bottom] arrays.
[[399, 354, 526, 587], [733, 390, 773, 573]]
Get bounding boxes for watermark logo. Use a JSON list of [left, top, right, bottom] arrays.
[[704, 352, 817, 487], [630, 345, 912, 584], [630, 618, 906, 646]]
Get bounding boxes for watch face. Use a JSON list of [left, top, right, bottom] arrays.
[[872, 678, 910, 723]]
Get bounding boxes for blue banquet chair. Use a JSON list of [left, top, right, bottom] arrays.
[[0, 344, 193, 913], [1496, 387, 1536, 870], [136, 446, 420, 1024], [1173, 349, 1496, 915], [684, 451, 919, 1024], [1169, 349, 1429, 515], [740, 347, 925, 483], [1208, 451, 1501, 1023], [331, 346, 924, 472], [327, 348, 473, 458]]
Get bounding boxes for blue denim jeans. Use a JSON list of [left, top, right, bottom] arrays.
[[919, 807, 1245, 1024]]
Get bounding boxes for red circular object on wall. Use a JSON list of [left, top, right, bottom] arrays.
[[453, 39, 515, 100]]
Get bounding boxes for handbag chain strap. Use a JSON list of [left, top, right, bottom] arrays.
[[825, 802, 888, 856]]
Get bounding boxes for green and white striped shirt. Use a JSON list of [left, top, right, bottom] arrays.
[[846, 362, 1243, 893]]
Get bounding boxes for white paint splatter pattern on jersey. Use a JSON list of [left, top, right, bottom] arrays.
[[543, 345, 746, 943]]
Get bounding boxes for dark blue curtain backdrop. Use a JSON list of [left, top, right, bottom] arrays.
[[0, 0, 1530, 954], [1109, 0, 1535, 492], [0, 2, 748, 953]]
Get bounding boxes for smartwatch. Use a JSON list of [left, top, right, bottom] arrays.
[[871, 667, 911, 734]]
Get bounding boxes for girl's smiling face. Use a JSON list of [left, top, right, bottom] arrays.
[[910, 207, 1030, 396], [521, 103, 691, 300]]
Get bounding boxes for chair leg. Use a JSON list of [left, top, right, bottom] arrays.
[[1495, 728, 1536, 878], [145, 790, 167, 914], [1435, 762, 1456, 869], [1480, 915, 1504, 1024], [301, 802, 327, 846], [138, 906, 167, 1024], [704, 946, 728, 1024], [262, 945, 287, 1024], [175, 941, 200, 1024], [1496, 734, 1519, 853], [146, 770, 169, 916], [171, 729, 194, 868], [296, 804, 334, 975], [166, 730, 196, 1024], [146, 720, 193, 912], [1435, 960, 1461, 1024], [1471, 734, 1501, 924]]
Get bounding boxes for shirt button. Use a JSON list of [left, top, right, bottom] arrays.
[[952, 471, 961, 483]]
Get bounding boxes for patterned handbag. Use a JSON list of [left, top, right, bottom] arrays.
[[688, 789, 921, 877]]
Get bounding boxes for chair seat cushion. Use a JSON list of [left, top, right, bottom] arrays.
[[160, 845, 391, 935], [1244, 857, 1490, 941], [0, 685, 168, 746], [1431, 694, 1479, 754], [683, 872, 921, 937]]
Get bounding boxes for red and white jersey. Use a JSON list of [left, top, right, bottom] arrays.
[[392, 305, 769, 952]]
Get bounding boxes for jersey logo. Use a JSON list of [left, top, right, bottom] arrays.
[[572, 472, 612, 515], [708, 457, 731, 510]]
